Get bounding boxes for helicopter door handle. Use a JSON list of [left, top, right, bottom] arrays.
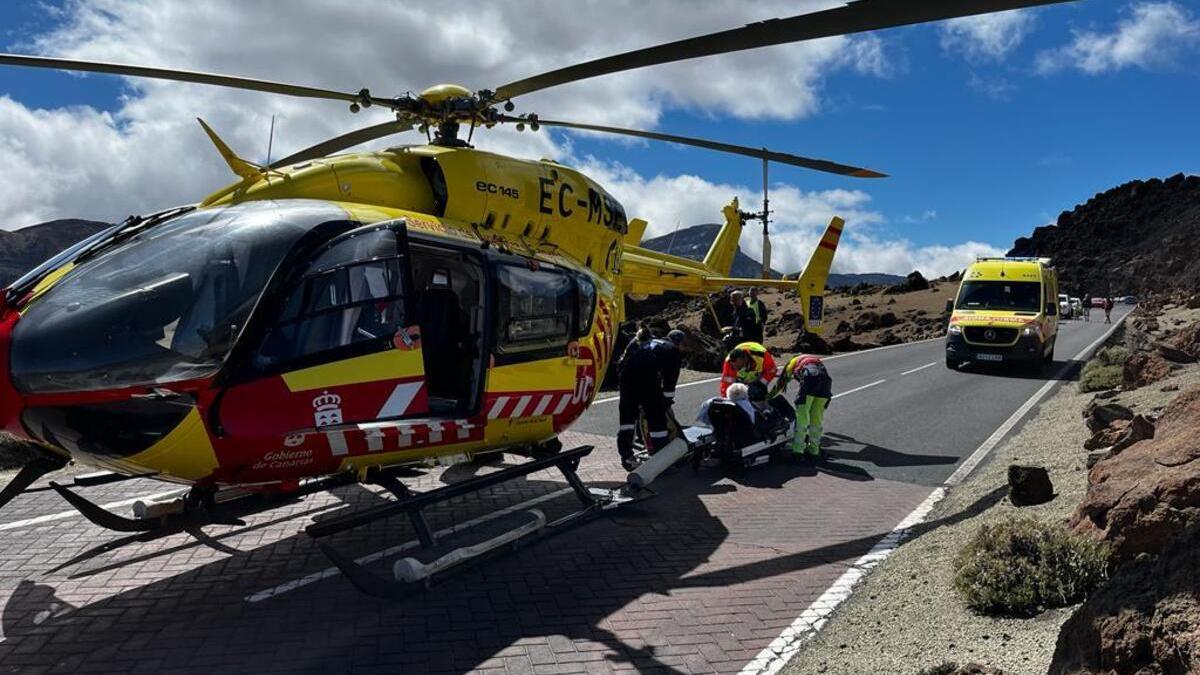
[[130, 388, 182, 401]]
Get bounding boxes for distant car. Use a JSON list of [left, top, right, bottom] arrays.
[[1123, 295, 1137, 305], [1058, 293, 1073, 319], [1091, 297, 1106, 308]]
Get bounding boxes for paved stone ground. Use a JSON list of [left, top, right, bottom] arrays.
[[0, 429, 930, 674]]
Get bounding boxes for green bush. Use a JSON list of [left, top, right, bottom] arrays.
[[953, 517, 1110, 617], [1078, 346, 1129, 393]]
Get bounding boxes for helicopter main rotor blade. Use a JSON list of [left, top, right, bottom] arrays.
[[268, 119, 418, 169], [493, 0, 1072, 101], [501, 115, 885, 178], [0, 52, 393, 108]]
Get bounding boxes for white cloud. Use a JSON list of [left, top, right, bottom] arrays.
[[1036, 1, 1200, 74], [966, 73, 1018, 101], [0, 0, 905, 229], [579, 160, 1000, 277], [0, 1, 1004, 277], [940, 10, 1037, 62]]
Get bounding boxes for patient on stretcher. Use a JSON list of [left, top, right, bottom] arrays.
[[697, 383, 795, 453]]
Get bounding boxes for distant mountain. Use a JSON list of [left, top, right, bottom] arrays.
[[826, 273, 905, 288], [639, 223, 782, 279], [0, 219, 110, 287], [638, 223, 902, 287]]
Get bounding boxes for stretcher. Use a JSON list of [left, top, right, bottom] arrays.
[[687, 395, 796, 471]]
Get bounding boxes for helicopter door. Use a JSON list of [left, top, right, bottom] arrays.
[[409, 244, 485, 416], [214, 220, 430, 449]]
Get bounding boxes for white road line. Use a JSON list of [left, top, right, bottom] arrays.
[[740, 314, 1130, 675], [245, 487, 573, 603], [832, 379, 886, 399], [739, 487, 947, 675], [900, 362, 936, 376], [592, 337, 940, 405], [0, 489, 183, 532]]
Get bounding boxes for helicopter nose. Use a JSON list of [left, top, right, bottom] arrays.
[[0, 301, 28, 436]]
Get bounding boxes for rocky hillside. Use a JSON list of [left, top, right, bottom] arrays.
[[1008, 173, 1200, 298], [0, 219, 109, 287]]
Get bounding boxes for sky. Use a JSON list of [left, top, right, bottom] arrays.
[[1, 0, 1197, 276]]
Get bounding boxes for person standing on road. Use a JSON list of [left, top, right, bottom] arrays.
[[616, 325, 669, 471], [729, 290, 763, 346], [746, 287, 769, 339], [1082, 293, 1092, 322], [648, 329, 685, 440], [771, 354, 833, 461], [719, 341, 777, 397], [1104, 296, 1114, 324]]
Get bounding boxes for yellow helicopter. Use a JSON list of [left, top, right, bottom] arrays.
[[0, 0, 1066, 588]]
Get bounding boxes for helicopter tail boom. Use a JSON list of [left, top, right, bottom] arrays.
[[620, 211, 843, 334], [794, 216, 844, 335], [701, 199, 746, 276]]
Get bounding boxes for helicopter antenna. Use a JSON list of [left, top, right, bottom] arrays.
[[760, 156, 770, 280], [666, 219, 681, 254], [266, 114, 276, 167]]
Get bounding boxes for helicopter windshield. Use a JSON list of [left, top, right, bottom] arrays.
[[10, 201, 347, 393]]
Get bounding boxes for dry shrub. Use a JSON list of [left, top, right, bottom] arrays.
[[1078, 346, 1129, 393], [953, 517, 1110, 617]]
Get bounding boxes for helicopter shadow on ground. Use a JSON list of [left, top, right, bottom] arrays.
[[0, 470, 714, 672], [0, 461, 1002, 673], [41, 476, 401, 577]]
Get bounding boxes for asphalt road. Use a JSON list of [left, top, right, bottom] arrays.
[[0, 307, 1130, 675]]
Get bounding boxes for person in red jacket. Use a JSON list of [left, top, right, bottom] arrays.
[[719, 341, 777, 398]]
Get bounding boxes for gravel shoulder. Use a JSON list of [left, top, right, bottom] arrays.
[[783, 318, 1200, 675]]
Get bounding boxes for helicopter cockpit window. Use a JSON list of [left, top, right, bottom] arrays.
[[576, 274, 596, 337], [494, 264, 573, 359], [9, 201, 342, 394], [255, 227, 409, 369]]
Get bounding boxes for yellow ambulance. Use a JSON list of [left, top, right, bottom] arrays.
[[945, 257, 1059, 371]]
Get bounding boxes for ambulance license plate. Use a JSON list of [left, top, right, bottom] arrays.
[[976, 353, 1003, 362]]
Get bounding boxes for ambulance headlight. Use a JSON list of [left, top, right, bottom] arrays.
[[1022, 326, 1036, 337], [948, 324, 962, 335]]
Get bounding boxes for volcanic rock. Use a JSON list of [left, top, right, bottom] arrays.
[[1110, 414, 1156, 455], [1008, 465, 1054, 506], [1084, 402, 1134, 432], [787, 331, 832, 356], [1009, 173, 1200, 298], [1049, 523, 1200, 675], [1084, 419, 1130, 451], [1156, 343, 1195, 364], [1071, 385, 1200, 563], [885, 270, 931, 294], [1163, 320, 1200, 360], [1122, 352, 1171, 389]]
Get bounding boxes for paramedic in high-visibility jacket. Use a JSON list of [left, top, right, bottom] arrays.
[[770, 354, 833, 460], [719, 342, 777, 398]]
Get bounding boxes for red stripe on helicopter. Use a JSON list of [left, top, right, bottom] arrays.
[[486, 391, 574, 420]]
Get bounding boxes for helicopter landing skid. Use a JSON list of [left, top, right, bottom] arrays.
[[308, 444, 648, 599], [46, 471, 359, 533]]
